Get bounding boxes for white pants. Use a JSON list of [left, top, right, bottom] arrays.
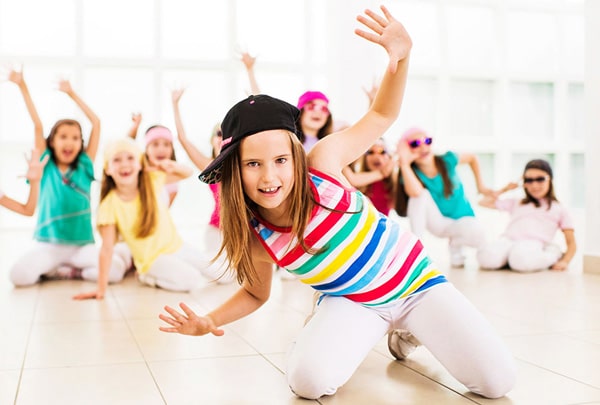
[[407, 190, 484, 249], [286, 283, 516, 400], [138, 243, 235, 292], [9, 242, 129, 286], [10, 242, 98, 287], [477, 237, 562, 272]]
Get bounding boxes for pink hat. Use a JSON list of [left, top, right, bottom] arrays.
[[297, 91, 329, 110], [145, 126, 173, 146], [401, 127, 428, 140]]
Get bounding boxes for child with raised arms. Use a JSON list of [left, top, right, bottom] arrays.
[[7, 69, 106, 284], [158, 6, 515, 400], [128, 113, 179, 206]]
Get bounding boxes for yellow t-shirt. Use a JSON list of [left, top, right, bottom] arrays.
[[97, 171, 182, 274]]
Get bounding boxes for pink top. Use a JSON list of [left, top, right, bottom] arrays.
[[496, 198, 574, 244], [209, 183, 220, 228], [366, 180, 392, 216]]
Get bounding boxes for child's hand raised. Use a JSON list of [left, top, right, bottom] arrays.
[[171, 88, 185, 104], [24, 149, 49, 182], [239, 51, 256, 70], [154, 159, 177, 173], [6, 66, 24, 86], [395, 138, 419, 166], [57, 78, 74, 95], [355, 5, 412, 73], [159, 302, 224, 337]]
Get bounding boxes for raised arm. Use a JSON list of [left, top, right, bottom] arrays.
[[342, 166, 386, 188], [58, 79, 101, 161], [240, 52, 261, 95], [395, 134, 426, 197], [159, 236, 274, 336], [0, 149, 48, 216], [478, 181, 519, 209], [171, 89, 213, 171], [8, 68, 45, 151], [310, 6, 412, 177], [156, 159, 193, 183], [127, 113, 142, 139]]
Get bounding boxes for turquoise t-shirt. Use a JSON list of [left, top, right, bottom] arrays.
[[414, 151, 474, 219], [34, 150, 95, 245]]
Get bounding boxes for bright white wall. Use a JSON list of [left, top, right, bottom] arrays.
[[0, 0, 587, 255], [584, 0, 600, 267]]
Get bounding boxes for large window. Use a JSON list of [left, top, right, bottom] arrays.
[[0, 0, 585, 230]]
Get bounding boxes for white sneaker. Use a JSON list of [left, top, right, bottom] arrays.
[[449, 246, 465, 268], [387, 329, 420, 360], [43, 265, 82, 280], [137, 272, 157, 288]]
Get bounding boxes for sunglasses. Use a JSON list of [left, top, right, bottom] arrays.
[[304, 103, 330, 114], [408, 137, 433, 148], [523, 175, 549, 184], [366, 148, 387, 156]]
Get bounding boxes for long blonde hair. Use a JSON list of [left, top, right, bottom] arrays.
[[218, 132, 314, 285], [100, 156, 158, 238]]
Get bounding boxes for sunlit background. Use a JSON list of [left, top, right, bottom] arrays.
[[0, 0, 586, 253]]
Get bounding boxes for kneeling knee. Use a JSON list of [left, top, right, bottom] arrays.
[[287, 364, 338, 400]]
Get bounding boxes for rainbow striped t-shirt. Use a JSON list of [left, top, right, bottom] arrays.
[[250, 169, 447, 307]]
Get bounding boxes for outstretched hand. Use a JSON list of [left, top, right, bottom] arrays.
[[159, 302, 224, 336], [171, 88, 185, 104], [355, 5, 412, 73], [239, 51, 256, 70], [6, 65, 24, 86], [24, 149, 49, 182], [57, 79, 74, 95], [395, 138, 419, 166]]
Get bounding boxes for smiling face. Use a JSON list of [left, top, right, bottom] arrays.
[[300, 99, 330, 134], [105, 150, 142, 188], [145, 138, 174, 166], [49, 122, 83, 167], [523, 168, 551, 200], [364, 140, 392, 171], [404, 130, 433, 163], [239, 129, 295, 221]]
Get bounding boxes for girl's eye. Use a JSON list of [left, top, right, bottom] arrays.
[[246, 161, 259, 167], [276, 157, 287, 164]]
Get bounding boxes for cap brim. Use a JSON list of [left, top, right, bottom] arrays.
[[198, 146, 235, 184]]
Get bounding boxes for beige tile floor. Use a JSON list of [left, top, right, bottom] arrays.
[[1, 222, 600, 405]]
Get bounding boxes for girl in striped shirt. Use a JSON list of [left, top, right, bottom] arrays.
[[159, 6, 515, 400]]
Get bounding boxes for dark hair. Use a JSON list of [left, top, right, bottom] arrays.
[[395, 155, 453, 217], [295, 110, 333, 144], [520, 159, 557, 209], [46, 119, 84, 170], [145, 125, 177, 161], [356, 150, 395, 210]]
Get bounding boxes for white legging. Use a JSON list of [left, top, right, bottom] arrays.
[[286, 283, 516, 400], [477, 237, 562, 272], [9, 241, 130, 286], [407, 190, 484, 249]]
